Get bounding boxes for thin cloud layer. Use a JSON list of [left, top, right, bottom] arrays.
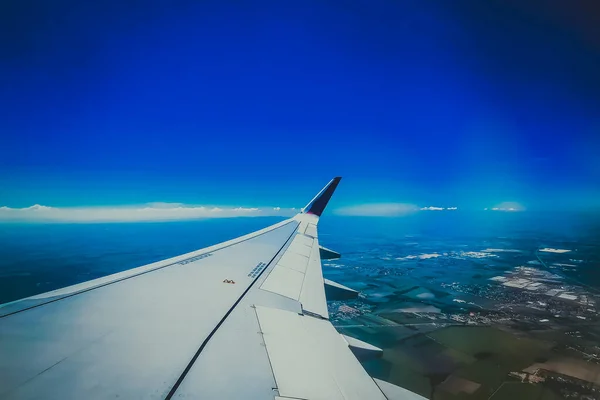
[[335, 203, 419, 217], [487, 202, 525, 211], [337, 203, 464, 216], [0, 204, 292, 223]]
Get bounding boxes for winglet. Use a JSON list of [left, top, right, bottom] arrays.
[[303, 177, 341, 217]]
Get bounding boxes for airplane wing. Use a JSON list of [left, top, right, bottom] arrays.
[[0, 177, 425, 400]]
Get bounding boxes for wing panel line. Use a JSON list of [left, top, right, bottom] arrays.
[[165, 221, 300, 399]]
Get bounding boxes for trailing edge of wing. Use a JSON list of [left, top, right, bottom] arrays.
[[303, 177, 341, 217]]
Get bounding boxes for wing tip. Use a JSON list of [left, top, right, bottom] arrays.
[[304, 176, 342, 217]]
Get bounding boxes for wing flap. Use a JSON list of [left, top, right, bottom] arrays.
[[304, 223, 318, 238], [259, 265, 305, 300], [256, 306, 386, 400], [299, 237, 329, 318], [278, 250, 310, 273], [259, 230, 328, 319]]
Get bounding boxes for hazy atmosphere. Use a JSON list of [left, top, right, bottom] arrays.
[[2, 1, 599, 215], [1, 2, 600, 400]]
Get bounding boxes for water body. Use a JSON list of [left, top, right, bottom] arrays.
[[1, 212, 599, 304]]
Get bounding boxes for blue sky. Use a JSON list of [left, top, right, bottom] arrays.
[[1, 0, 599, 217]]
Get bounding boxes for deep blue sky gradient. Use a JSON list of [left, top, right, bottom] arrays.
[[1, 1, 599, 210]]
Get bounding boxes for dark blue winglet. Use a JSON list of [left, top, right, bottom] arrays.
[[303, 177, 342, 217]]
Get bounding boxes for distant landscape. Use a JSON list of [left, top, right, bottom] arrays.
[[322, 212, 600, 399], [1, 211, 599, 399]]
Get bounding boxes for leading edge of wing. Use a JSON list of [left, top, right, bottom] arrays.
[[0, 218, 295, 318]]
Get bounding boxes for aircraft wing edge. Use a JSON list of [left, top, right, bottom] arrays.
[[0, 218, 296, 318]]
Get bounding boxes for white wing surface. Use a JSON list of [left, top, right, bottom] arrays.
[[0, 177, 425, 400]]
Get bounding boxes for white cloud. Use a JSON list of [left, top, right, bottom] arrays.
[[539, 248, 571, 254], [144, 202, 185, 209], [396, 253, 441, 260], [447, 207, 458, 210], [0, 203, 293, 223], [232, 207, 260, 212], [489, 202, 525, 212], [335, 203, 418, 217], [420, 206, 445, 211]]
